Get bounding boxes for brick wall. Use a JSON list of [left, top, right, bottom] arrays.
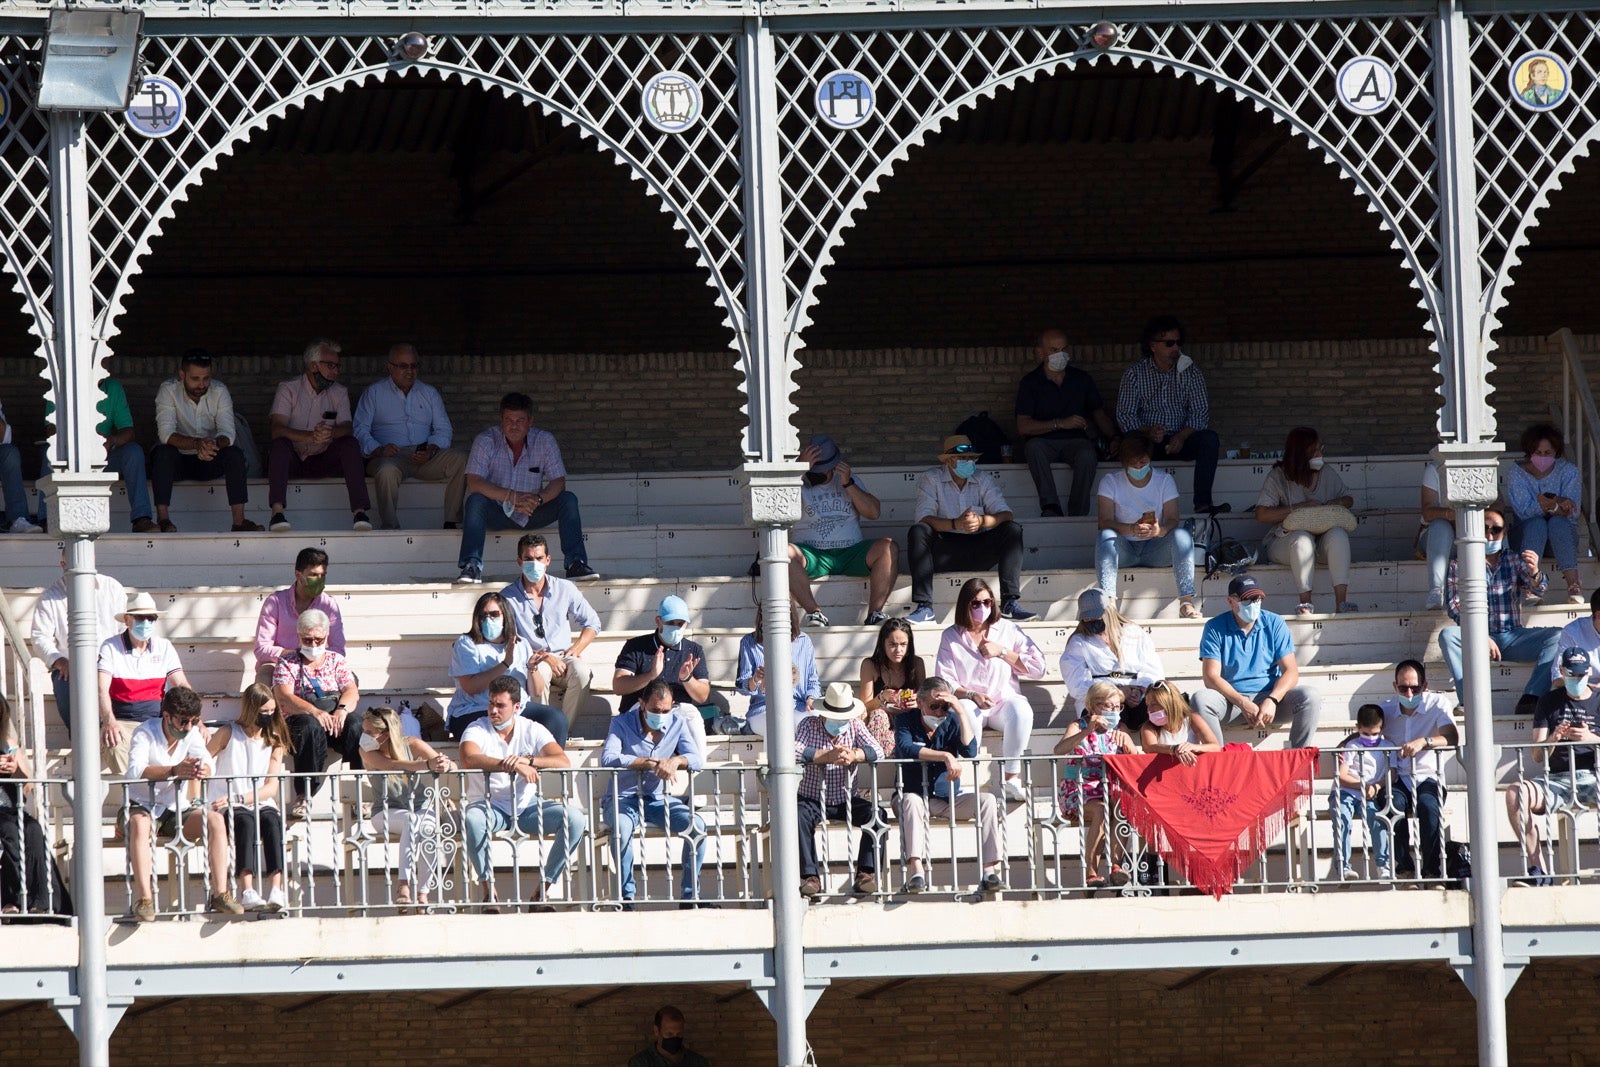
[[0, 960, 1595, 1065]]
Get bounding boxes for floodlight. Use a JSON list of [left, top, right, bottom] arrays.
[[36, 9, 144, 112], [395, 32, 430, 61], [1087, 21, 1119, 51]]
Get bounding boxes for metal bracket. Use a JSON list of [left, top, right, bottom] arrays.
[[750, 977, 828, 1019], [1450, 956, 1527, 997], [52, 996, 132, 1038]]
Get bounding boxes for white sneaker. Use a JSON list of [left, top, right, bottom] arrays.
[[6, 517, 42, 534], [1341, 866, 1360, 881], [801, 610, 830, 628], [1002, 778, 1028, 803], [1423, 590, 1444, 611], [265, 887, 287, 913], [239, 888, 267, 911], [1377, 866, 1394, 881]]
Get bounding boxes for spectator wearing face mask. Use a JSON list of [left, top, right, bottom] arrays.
[[1191, 574, 1322, 749], [1094, 432, 1199, 618], [1507, 422, 1585, 603], [253, 547, 343, 683], [1015, 327, 1119, 517], [499, 532, 599, 733], [795, 684, 884, 900], [266, 338, 371, 532], [1117, 315, 1225, 514], [613, 596, 711, 719], [786, 433, 899, 628], [98, 592, 192, 775], [629, 1006, 711, 1067], [905, 435, 1034, 625], [1254, 426, 1357, 616], [1330, 703, 1395, 881], [1378, 660, 1458, 881], [1060, 588, 1164, 731]]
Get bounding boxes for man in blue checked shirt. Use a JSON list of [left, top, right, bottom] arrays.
[[353, 343, 468, 531], [1439, 503, 1560, 715], [1116, 316, 1225, 515], [795, 683, 884, 900], [600, 679, 710, 908]]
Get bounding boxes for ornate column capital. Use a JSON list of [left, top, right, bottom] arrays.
[[1432, 442, 1504, 508], [742, 463, 804, 527], [38, 472, 117, 538]]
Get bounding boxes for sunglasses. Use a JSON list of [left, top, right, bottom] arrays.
[[972, 598, 994, 606], [1484, 525, 1505, 535], [168, 716, 201, 729], [1395, 685, 1423, 694], [131, 615, 158, 623]]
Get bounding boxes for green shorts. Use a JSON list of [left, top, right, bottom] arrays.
[[798, 539, 874, 580]]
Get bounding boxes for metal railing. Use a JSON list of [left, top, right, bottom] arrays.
[[23, 743, 1600, 923], [0, 586, 46, 780], [1554, 326, 1600, 553]]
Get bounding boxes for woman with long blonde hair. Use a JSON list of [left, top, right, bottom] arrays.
[[205, 683, 292, 912], [1059, 587, 1163, 731], [359, 705, 456, 912]]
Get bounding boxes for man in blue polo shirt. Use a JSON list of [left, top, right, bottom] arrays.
[[1190, 574, 1321, 748]]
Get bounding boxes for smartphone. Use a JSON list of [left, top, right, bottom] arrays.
[[1139, 510, 1156, 524], [321, 409, 336, 422]]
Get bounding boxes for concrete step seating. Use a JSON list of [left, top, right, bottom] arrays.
[[14, 451, 1531, 584]]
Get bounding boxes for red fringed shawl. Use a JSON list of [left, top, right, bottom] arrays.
[[1103, 747, 1319, 899]]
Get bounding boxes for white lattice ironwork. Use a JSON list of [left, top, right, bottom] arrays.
[[774, 17, 1443, 356], [1468, 12, 1600, 350], [0, 39, 57, 386], [79, 31, 746, 362]]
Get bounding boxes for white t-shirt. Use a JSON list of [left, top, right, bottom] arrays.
[[207, 727, 282, 808], [460, 716, 558, 814], [792, 477, 866, 550], [1378, 693, 1456, 785], [1097, 469, 1179, 527], [1420, 462, 1445, 527], [126, 718, 211, 817]]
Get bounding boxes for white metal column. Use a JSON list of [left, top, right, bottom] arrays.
[[1431, 4, 1508, 1065]]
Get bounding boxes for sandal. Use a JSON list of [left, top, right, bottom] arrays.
[[1178, 601, 1201, 619], [394, 886, 413, 915], [289, 798, 309, 821], [1296, 602, 1315, 616]]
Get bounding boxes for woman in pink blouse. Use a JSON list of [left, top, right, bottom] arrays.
[[934, 577, 1046, 802]]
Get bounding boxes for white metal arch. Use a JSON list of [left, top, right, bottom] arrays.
[[92, 57, 745, 365], [784, 49, 1440, 363]]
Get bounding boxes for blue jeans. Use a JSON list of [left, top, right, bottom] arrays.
[[601, 792, 706, 901], [1095, 527, 1195, 599], [106, 441, 152, 522], [1333, 789, 1390, 870], [51, 668, 71, 733], [457, 490, 589, 571], [1424, 519, 1455, 600], [1392, 779, 1444, 878], [0, 443, 25, 524], [464, 800, 587, 887], [1438, 624, 1560, 703], [1516, 514, 1579, 572]]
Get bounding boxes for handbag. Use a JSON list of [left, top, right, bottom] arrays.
[[1281, 504, 1357, 535]]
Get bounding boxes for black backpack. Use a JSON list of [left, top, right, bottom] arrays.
[[1189, 513, 1258, 581], [954, 411, 1012, 464]]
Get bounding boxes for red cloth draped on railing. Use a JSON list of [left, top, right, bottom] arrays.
[[1104, 747, 1319, 899]]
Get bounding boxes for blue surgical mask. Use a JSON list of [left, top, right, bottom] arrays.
[[660, 624, 686, 647], [130, 620, 155, 641], [1397, 691, 1422, 710], [1485, 539, 1504, 556], [824, 718, 849, 736], [481, 615, 504, 642], [1237, 599, 1262, 624], [645, 711, 669, 730], [1565, 676, 1588, 698], [1095, 709, 1121, 733], [1126, 464, 1151, 481], [520, 559, 546, 585], [953, 459, 978, 479]]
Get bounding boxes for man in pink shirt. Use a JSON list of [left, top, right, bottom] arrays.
[[252, 547, 345, 682], [267, 338, 371, 532]]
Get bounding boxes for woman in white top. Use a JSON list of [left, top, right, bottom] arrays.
[[1137, 680, 1220, 765], [1059, 588, 1164, 731], [205, 683, 291, 912], [1254, 426, 1357, 615], [1095, 433, 1199, 618], [934, 577, 1046, 802], [358, 705, 456, 913]]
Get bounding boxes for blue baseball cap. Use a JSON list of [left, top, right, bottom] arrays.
[[658, 595, 690, 624], [1228, 574, 1264, 600], [807, 434, 841, 474], [1561, 647, 1591, 677]]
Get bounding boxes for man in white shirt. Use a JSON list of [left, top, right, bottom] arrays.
[[0, 398, 42, 534], [30, 552, 126, 733], [1552, 588, 1600, 687], [458, 676, 588, 910], [499, 533, 601, 733], [906, 435, 1033, 624], [123, 687, 244, 921], [1378, 659, 1459, 881], [787, 433, 899, 628], [151, 349, 263, 533], [1094, 432, 1198, 617]]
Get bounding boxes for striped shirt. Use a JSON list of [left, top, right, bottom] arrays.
[[465, 426, 568, 529], [98, 634, 183, 722], [1115, 355, 1211, 434]]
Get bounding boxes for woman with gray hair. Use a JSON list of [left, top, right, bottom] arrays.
[[271, 607, 364, 818]]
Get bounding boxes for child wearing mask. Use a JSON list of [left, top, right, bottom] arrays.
[[1332, 703, 1395, 880], [1055, 681, 1139, 888]]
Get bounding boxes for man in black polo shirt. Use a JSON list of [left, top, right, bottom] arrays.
[[1507, 647, 1600, 886], [612, 595, 711, 716], [1014, 328, 1119, 517]]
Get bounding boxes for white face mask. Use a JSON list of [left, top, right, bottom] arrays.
[[1046, 351, 1069, 372], [922, 715, 943, 733], [1308, 456, 1325, 471]]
